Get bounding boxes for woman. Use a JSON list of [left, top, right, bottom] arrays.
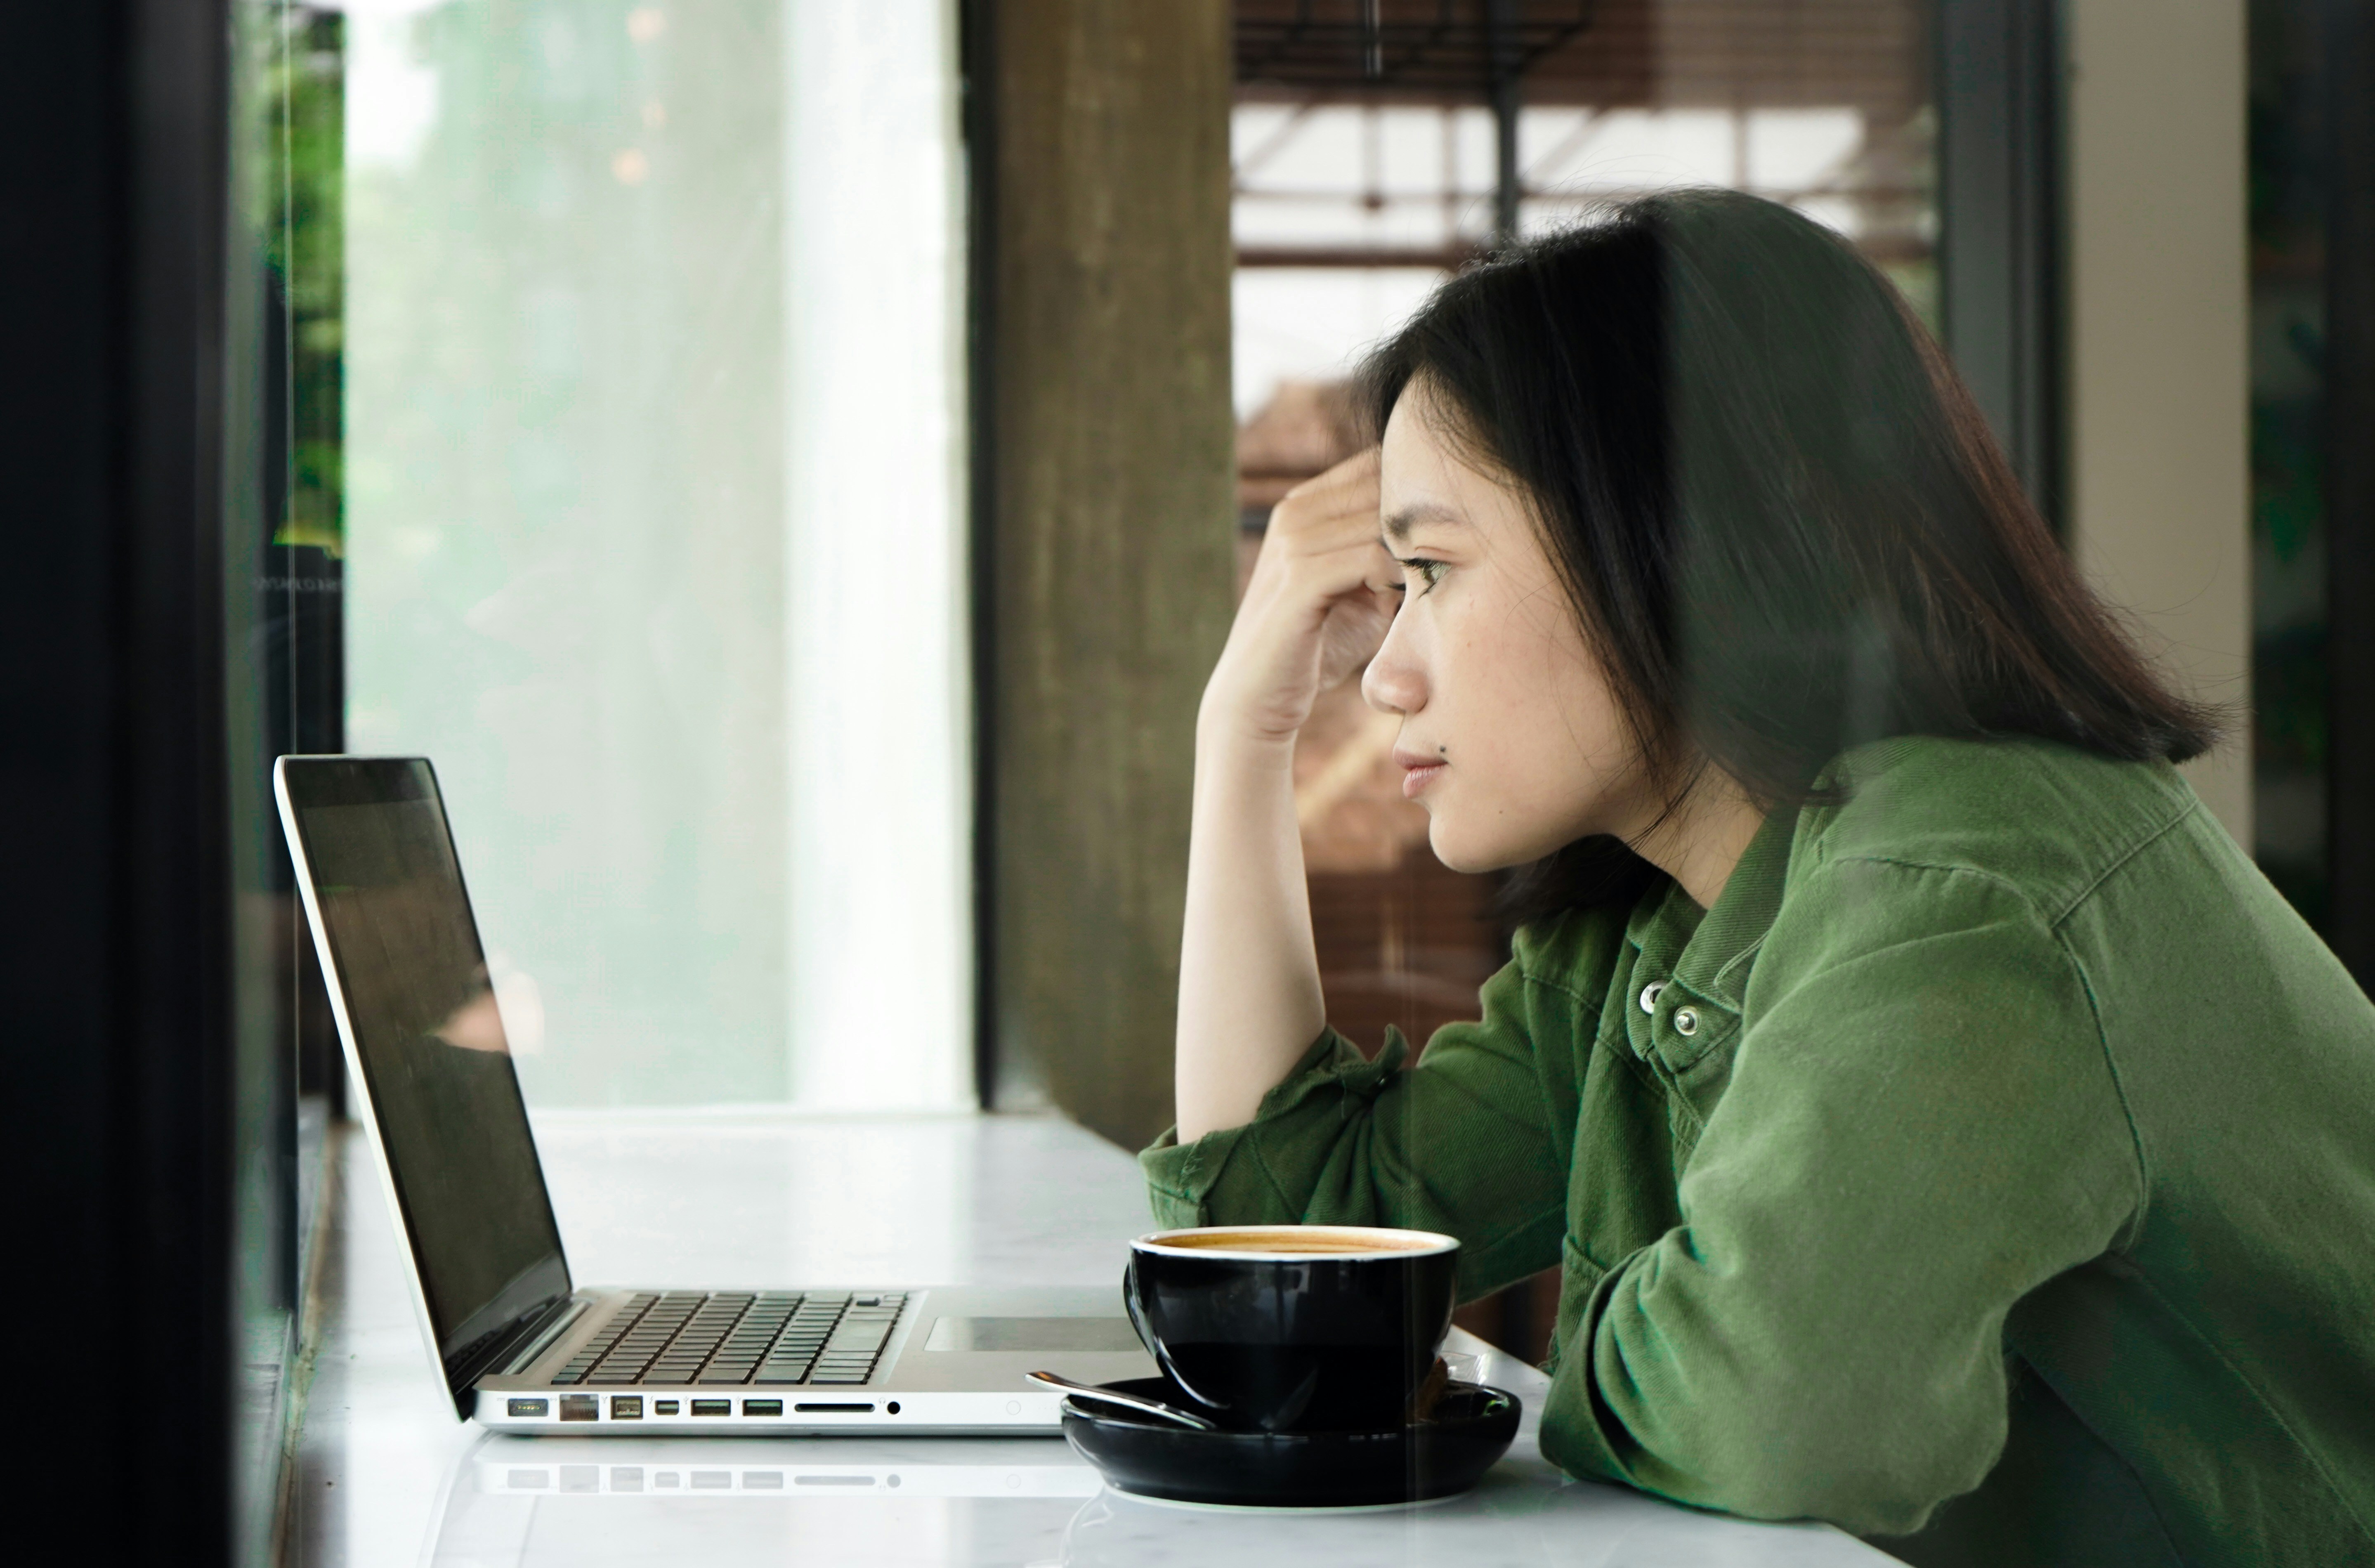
[[1145, 190, 2375, 1567]]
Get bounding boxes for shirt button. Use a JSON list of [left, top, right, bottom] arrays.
[[1673, 1007, 1699, 1037], [1638, 981, 1665, 1014]]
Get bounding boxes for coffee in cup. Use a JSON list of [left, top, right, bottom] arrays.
[[1122, 1224, 1459, 1433]]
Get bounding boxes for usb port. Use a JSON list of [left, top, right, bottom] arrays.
[[507, 1398, 550, 1418], [610, 1396, 643, 1420], [742, 1400, 783, 1417], [559, 1396, 599, 1422], [690, 1399, 732, 1417], [654, 1400, 680, 1415]]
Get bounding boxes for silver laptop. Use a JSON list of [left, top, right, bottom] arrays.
[[275, 755, 1154, 1435]]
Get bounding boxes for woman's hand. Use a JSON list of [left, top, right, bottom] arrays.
[[1201, 450, 1396, 749]]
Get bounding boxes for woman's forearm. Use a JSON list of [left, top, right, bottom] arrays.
[[1173, 717, 1328, 1143], [1171, 448, 1388, 1144]]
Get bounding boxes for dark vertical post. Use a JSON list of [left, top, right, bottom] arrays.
[[963, 0, 1002, 1110], [1487, 0, 1522, 247], [1936, 0, 2064, 523], [0, 0, 237, 1562], [2324, 0, 2375, 979], [264, 541, 347, 1115], [262, 8, 349, 1119]]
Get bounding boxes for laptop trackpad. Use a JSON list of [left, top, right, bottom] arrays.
[[923, 1316, 1144, 1353]]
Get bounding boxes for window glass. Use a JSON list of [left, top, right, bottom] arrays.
[[343, 0, 970, 1108], [231, 1, 334, 1554]]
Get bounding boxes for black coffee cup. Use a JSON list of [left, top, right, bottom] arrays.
[[1121, 1224, 1459, 1433]]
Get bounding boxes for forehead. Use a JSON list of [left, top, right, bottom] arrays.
[[1378, 383, 1511, 536], [1379, 384, 1461, 497], [1379, 379, 1444, 458]]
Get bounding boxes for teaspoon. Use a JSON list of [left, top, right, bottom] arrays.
[[1025, 1369, 1219, 1431]]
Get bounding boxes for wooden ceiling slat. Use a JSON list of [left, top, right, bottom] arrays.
[[1235, 0, 1928, 116]]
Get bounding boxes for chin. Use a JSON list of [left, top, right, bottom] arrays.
[[1424, 819, 1527, 877]]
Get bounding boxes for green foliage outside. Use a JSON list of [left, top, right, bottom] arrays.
[[264, 7, 345, 551]]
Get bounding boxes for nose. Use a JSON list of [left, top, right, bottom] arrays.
[[1361, 601, 1426, 717]]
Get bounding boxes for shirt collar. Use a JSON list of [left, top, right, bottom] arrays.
[[1623, 802, 1798, 1015]]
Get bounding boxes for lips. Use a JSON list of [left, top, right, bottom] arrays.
[[1393, 746, 1446, 799]]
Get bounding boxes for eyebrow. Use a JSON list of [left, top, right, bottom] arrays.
[[1381, 501, 1466, 545]]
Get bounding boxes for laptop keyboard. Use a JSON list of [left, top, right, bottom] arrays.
[[551, 1292, 907, 1388]]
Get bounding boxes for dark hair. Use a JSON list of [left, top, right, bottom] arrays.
[[1356, 189, 2220, 922]]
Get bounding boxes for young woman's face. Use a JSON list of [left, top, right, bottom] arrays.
[[1362, 380, 1652, 873]]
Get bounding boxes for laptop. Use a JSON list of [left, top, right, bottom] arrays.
[[275, 755, 1154, 1435]]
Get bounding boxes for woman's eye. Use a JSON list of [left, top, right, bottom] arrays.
[[1398, 558, 1446, 594]]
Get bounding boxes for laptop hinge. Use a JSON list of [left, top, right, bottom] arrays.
[[503, 1297, 587, 1376], [449, 1295, 576, 1390]]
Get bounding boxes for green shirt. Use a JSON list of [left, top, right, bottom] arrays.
[[1142, 736, 2375, 1566]]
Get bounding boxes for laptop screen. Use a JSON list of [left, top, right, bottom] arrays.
[[277, 758, 570, 1384]]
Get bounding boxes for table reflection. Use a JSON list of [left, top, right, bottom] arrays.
[[425, 1426, 1886, 1568]]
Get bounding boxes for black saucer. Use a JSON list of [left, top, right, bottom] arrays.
[[1058, 1375, 1521, 1509]]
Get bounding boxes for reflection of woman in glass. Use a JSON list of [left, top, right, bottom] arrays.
[[1150, 191, 2375, 1564]]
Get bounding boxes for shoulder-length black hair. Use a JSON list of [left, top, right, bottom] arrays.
[[1356, 188, 2219, 921]]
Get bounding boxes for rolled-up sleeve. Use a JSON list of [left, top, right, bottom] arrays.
[[1138, 1026, 1386, 1230], [1538, 859, 2144, 1537], [1140, 908, 1627, 1301]]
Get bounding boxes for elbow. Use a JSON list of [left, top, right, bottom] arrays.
[[1551, 1292, 2005, 1533], [1558, 1366, 1994, 1534], [1679, 1412, 1994, 1536]]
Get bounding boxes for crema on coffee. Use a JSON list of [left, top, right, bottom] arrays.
[[1138, 1226, 1453, 1258]]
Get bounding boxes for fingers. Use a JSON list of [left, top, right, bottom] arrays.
[[1270, 448, 1383, 545], [1314, 585, 1400, 692], [1256, 447, 1392, 600], [1289, 445, 1380, 501], [1205, 449, 1393, 743]]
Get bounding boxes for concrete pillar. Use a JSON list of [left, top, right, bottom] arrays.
[[980, 0, 1237, 1146], [2063, 0, 2252, 841]]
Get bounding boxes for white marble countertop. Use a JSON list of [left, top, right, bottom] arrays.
[[289, 1108, 1896, 1567]]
